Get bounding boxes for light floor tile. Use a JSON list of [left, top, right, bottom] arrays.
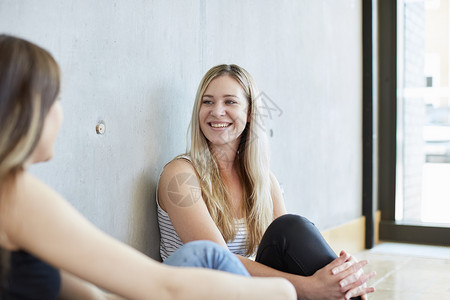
[[354, 243, 450, 300]]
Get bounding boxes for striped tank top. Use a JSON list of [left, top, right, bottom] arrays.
[[157, 201, 248, 261], [157, 156, 249, 261]]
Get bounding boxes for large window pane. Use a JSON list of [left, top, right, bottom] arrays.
[[397, 0, 450, 225]]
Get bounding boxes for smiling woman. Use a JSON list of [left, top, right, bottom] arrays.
[[199, 75, 250, 151], [157, 64, 376, 300]]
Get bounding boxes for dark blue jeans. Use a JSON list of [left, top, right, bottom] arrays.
[[256, 214, 362, 300]]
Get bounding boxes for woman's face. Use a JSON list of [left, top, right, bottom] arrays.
[[199, 75, 249, 149], [29, 100, 63, 164]]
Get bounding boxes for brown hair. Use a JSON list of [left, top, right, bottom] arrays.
[[0, 34, 60, 181], [0, 34, 60, 291]]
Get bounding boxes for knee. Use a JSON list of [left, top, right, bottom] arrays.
[[182, 240, 225, 255], [267, 214, 315, 238], [165, 240, 226, 267], [272, 214, 313, 228]]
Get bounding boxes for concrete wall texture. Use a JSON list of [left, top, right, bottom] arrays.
[[0, 0, 362, 260]]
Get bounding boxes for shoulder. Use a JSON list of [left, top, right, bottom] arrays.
[[0, 172, 62, 250], [158, 157, 201, 209], [161, 157, 197, 179], [17, 172, 60, 201]]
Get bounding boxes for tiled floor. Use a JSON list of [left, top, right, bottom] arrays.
[[355, 242, 450, 299]]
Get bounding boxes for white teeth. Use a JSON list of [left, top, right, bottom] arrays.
[[210, 123, 230, 128]]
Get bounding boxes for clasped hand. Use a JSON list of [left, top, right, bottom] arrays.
[[300, 250, 376, 300]]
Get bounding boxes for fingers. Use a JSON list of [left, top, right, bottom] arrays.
[[326, 250, 376, 300], [342, 271, 376, 299], [343, 270, 376, 290], [332, 260, 354, 275], [339, 269, 363, 288], [329, 251, 351, 272], [332, 251, 360, 275], [345, 285, 375, 300], [336, 259, 369, 284]]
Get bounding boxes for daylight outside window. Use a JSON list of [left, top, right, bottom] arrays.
[[396, 0, 450, 226]]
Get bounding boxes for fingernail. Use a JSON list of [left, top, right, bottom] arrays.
[[332, 268, 337, 275]]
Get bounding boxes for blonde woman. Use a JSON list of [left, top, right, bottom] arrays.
[[0, 35, 296, 300], [157, 64, 376, 300]]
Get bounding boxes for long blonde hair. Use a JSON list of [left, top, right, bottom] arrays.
[[0, 34, 60, 289], [187, 64, 272, 256]]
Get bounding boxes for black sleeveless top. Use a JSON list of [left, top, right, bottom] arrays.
[[3, 250, 61, 299]]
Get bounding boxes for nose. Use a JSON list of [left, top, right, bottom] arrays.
[[211, 102, 226, 117]]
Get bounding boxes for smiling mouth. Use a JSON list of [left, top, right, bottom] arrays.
[[209, 122, 232, 128]]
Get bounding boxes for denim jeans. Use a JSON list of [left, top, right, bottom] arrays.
[[163, 240, 250, 276]]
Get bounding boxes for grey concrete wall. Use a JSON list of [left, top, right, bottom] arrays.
[[0, 0, 362, 259]]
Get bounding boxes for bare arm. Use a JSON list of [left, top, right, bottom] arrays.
[[270, 172, 288, 218], [0, 172, 295, 300], [158, 159, 229, 248], [59, 271, 125, 300]]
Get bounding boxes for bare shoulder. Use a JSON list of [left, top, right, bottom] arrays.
[[158, 158, 201, 210], [0, 172, 64, 250], [162, 158, 197, 177], [17, 172, 63, 206], [159, 158, 199, 188]]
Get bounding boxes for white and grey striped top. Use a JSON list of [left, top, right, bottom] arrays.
[[157, 200, 249, 261]]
